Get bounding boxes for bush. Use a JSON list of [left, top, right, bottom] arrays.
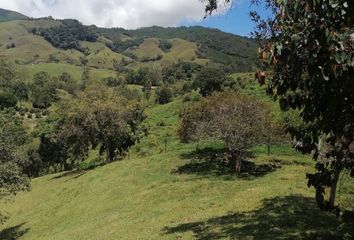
[[159, 39, 172, 52], [0, 92, 17, 109], [156, 86, 174, 104], [194, 67, 228, 96]]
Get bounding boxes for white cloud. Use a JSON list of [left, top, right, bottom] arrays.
[[0, 0, 231, 29]]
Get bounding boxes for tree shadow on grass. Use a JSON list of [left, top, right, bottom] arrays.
[[51, 170, 87, 181], [51, 161, 108, 181], [163, 195, 354, 240], [0, 223, 29, 240], [174, 147, 280, 179]]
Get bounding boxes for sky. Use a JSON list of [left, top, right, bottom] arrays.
[[0, 0, 268, 36]]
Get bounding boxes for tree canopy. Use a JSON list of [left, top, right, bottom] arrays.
[[178, 92, 268, 172]]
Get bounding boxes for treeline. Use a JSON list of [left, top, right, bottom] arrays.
[[99, 26, 258, 71], [33, 19, 97, 51], [27, 21, 257, 72], [31, 83, 146, 175], [106, 38, 144, 53], [0, 60, 79, 109], [100, 26, 257, 59]]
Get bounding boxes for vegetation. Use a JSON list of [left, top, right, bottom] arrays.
[[0, 5, 352, 239], [156, 85, 174, 104], [0, 111, 30, 223], [179, 92, 268, 172], [0, 92, 17, 109], [0, 96, 353, 239], [194, 67, 230, 96], [0, 8, 28, 22], [107, 38, 144, 53], [207, 0, 354, 213], [37, 19, 97, 51], [37, 83, 145, 172], [114, 26, 258, 71]]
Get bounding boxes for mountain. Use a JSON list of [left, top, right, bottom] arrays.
[[0, 8, 28, 22], [97, 26, 258, 70], [0, 9, 258, 74]]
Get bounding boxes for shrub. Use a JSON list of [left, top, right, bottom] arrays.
[[0, 92, 17, 109], [156, 86, 174, 104]]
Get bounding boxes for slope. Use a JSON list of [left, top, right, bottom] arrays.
[[0, 8, 28, 22], [1, 86, 352, 239], [99, 26, 258, 70]]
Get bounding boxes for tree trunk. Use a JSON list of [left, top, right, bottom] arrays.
[[329, 166, 342, 208], [233, 151, 242, 173], [105, 145, 111, 163], [235, 158, 242, 173], [267, 135, 271, 156]]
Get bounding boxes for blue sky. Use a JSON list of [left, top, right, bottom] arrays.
[[185, 2, 271, 36]]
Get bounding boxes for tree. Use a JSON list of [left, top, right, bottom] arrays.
[[58, 72, 78, 94], [0, 60, 16, 89], [30, 71, 57, 109], [205, 0, 354, 210], [194, 67, 228, 96], [38, 83, 146, 169], [149, 64, 163, 86], [0, 92, 17, 109], [12, 81, 29, 103], [81, 68, 91, 89], [0, 139, 30, 199], [156, 86, 174, 104], [0, 111, 30, 222], [178, 92, 268, 172]]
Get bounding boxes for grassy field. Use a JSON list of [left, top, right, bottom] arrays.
[[27, 63, 117, 82], [0, 94, 353, 239], [131, 38, 164, 59]]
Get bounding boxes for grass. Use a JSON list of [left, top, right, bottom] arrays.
[[0, 18, 352, 236], [27, 63, 117, 82], [1, 94, 353, 239], [81, 41, 129, 69], [0, 19, 61, 46], [161, 38, 198, 66], [0, 8, 28, 22], [130, 38, 164, 59], [0, 35, 83, 65]]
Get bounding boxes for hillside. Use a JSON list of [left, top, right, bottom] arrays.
[[0, 8, 28, 22], [98, 26, 258, 70], [0, 105, 345, 240], [0, 12, 257, 75], [0, 74, 353, 239], [0, 7, 352, 240]]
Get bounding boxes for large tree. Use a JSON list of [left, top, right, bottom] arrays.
[[194, 67, 228, 96], [39, 83, 145, 170], [179, 92, 268, 172], [0, 111, 30, 223], [205, 0, 354, 210]]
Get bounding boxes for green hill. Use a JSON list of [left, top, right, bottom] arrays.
[[98, 26, 258, 71], [0, 101, 351, 240], [1, 10, 352, 239], [0, 10, 258, 74], [0, 8, 28, 22], [0, 76, 353, 239]]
